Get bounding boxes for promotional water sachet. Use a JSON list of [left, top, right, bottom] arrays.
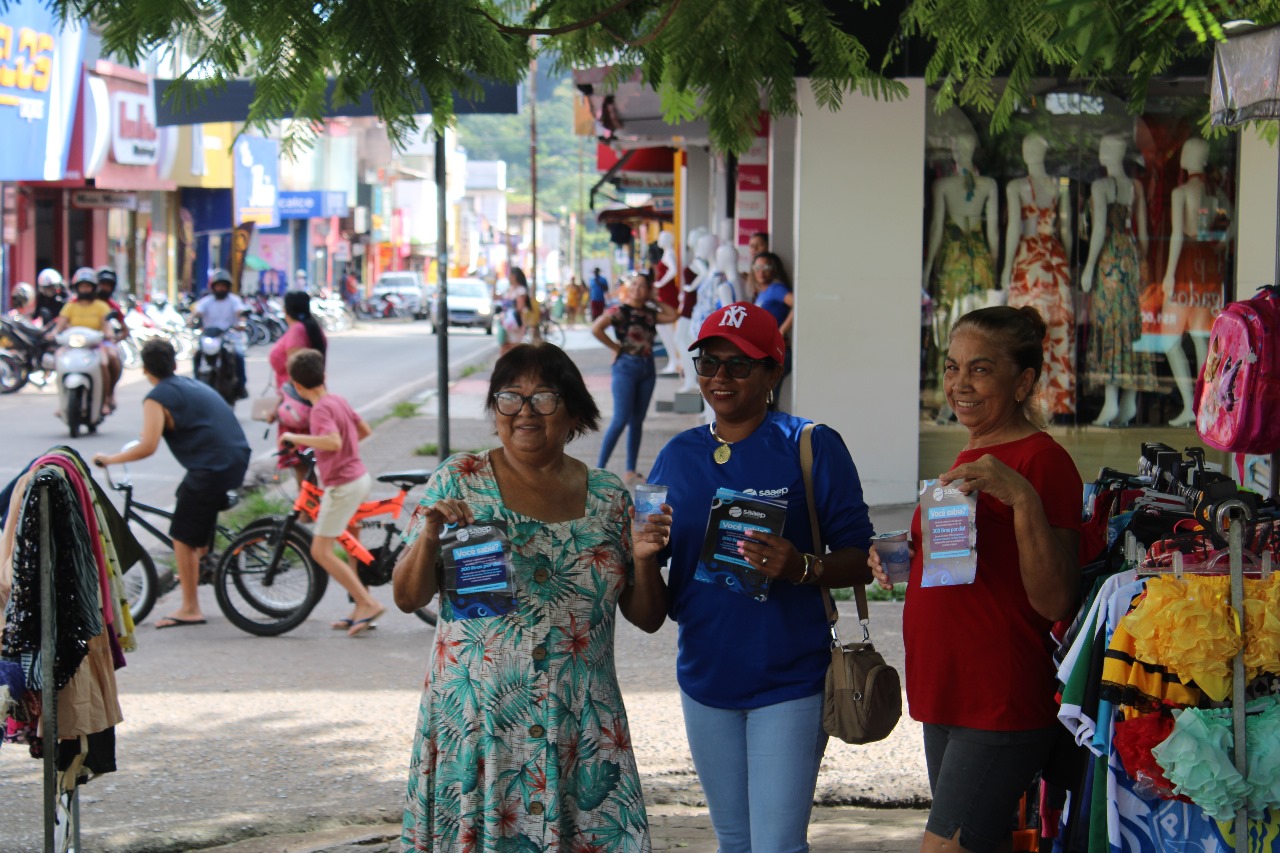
[[440, 520, 518, 619], [696, 488, 788, 601], [919, 479, 978, 587]]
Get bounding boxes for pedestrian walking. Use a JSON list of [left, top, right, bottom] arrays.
[[589, 266, 609, 320], [592, 271, 677, 486]]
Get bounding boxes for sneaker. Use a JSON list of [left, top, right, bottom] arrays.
[[236, 385, 250, 400], [623, 471, 646, 487]]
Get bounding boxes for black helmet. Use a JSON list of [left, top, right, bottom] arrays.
[[71, 267, 97, 287], [97, 265, 117, 284], [209, 268, 233, 287]]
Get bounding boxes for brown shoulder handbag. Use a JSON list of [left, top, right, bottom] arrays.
[[800, 424, 902, 745]]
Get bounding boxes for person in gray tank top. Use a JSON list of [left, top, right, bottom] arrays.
[[93, 339, 250, 629]]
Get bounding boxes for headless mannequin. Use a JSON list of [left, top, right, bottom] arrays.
[[1082, 134, 1149, 427], [923, 132, 1000, 290], [700, 245, 746, 423], [1001, 134, 1072, 286], [1161, 138, 1226, 427], [675, 227, 709, 393], [653, 230, 680, 374]]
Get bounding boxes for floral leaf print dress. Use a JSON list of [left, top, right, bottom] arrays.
[[400, 451, 651, 853], [1086, 178, 1157, 392], [1007, 178, 1076, 416]]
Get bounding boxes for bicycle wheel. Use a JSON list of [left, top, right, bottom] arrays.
[[414, 605, 438, 626], [0, 352, 29, 393], [122, 550, 159, 625], [541, 319, 566, 347], [215, 525, 328, 636]]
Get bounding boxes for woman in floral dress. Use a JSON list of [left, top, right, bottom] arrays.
[[392, 342, 670, 853]]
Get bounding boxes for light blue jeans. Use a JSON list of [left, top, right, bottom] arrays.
[[680, 689, 828, 853], [597, 352, 656, 473]]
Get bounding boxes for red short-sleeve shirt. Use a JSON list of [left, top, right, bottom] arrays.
[[903, 431, 1082, 731]]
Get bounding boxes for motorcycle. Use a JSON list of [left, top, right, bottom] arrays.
[[195, 327, 242, 406], [0, 314, 58, 393], [55, 326, 108, 437]]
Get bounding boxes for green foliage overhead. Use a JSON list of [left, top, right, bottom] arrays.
[[55, 0, 1280, 154]]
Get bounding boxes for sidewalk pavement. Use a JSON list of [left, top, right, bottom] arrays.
[[223, 327, 926, 853]]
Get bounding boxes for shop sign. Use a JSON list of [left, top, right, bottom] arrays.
[[735, 113, 770, 256], [276, 190, 349, 219], [110, 90, 158, 166], [71, 190, 138, 210], [0, 1, 85, 180], [232, 135, 280, 228]]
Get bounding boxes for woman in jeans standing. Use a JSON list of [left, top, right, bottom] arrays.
[[592, 271, 677, 485]]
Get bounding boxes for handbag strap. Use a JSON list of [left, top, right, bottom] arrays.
[[800, 423, 871, 646]]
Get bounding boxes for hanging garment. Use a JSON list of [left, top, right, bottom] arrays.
[[1086, 183, 1158, 392], [1166, 238, 1226, 335], [1008, 179, 1076, 415]]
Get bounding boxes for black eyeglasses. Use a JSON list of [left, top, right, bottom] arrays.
[[492, 391, 562, 416], [693, 356, 771, 379]]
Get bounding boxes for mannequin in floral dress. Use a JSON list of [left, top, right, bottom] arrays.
[[923, 131, 1000, 418], [1082, 134, 1157, 426], [1002, 133, 1075, 418]]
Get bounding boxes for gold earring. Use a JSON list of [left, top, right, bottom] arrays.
[[767, 389, 775, 405]]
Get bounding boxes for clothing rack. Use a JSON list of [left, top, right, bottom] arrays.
[[33, 467, 81, 853]]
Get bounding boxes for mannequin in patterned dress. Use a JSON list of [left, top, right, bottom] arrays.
[[653, 231, 680, 374], [1082, 134, 1156, 426], [1161, 138, 1230, 427], [923, 132, 1000, 419], [1001, 133, 1075, 417]]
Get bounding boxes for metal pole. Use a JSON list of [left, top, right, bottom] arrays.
[[1227, 511, 1247, 853], [435, 130, 450, 459]]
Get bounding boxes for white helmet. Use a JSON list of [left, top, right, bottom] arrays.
[[11, 282, 34, 308], [37, 268, 62, 290]]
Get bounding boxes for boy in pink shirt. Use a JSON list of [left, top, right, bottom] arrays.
[[280, 348, 385, 636]]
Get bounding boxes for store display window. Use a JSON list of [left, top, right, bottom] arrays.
[[921, 87, 1238, 432]]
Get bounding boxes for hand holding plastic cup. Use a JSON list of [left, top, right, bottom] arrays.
[[632, 483, 668, 523], [871, 530, 911, 585]]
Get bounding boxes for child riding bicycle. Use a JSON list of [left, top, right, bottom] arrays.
[[279, 348, 385, 637]]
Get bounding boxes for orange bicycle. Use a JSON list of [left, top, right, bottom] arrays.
[[215, 449, 437, 635]]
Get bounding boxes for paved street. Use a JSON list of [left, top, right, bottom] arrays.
[[0, 328, 931, 852]]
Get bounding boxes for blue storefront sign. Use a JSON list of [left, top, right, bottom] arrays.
[[232, 135, 280, 228], [0, 0, 86, 180], [277, 190, 349, 219]]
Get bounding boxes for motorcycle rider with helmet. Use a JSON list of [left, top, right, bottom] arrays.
[[8, 282, 35, 319], [191, 268, 249, 398], [94, 266, 127, 408], [35, 268, 66, 326], [45, 267, 117, 415]]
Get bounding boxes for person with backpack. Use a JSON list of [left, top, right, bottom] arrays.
[[591, 271, 677, 485]]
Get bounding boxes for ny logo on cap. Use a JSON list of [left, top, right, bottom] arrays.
[[720, 305, 749, 329]]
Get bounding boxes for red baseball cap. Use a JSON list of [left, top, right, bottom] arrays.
[[688, 302, 786, 363]]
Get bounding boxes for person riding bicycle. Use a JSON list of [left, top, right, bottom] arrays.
[[46, 268, 119, 415], [92, 338, 250, 630], [278, 348, 385, 637], [191, 268, 249, 399]]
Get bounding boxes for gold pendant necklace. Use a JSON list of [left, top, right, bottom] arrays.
[[709, 422, 732, 464]]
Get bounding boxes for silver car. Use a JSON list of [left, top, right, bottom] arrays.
[[430, 277, 496, 334], [372, 271, 431, 320]]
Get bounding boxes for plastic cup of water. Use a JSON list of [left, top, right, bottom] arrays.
[[872, 530, 911, 585], [633, 484, 668, 522]]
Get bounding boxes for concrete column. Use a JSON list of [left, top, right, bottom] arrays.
[[685, 146, 711, 235], [1236, 129, 1279, 295], [769, 113, 798, 265], [792, 79, 926, 506]]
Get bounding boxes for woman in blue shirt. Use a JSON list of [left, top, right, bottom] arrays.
[[644, 302, 875, 853], [751, 252, 794, 405]]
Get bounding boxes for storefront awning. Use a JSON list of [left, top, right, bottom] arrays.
[[153, 77, 520, 126], [596, 205, 672, 225]]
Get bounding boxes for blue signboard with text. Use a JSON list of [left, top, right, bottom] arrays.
[[277, 190, 349, 219], [0, 0, 86, 180], [232, 135, 280, 228]]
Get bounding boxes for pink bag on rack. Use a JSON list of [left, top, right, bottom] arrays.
[[1194, 285, 1280, 454]]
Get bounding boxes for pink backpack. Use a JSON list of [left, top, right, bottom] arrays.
[[1194, 285, 1280, 454]]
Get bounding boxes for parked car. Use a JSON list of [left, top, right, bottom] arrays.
[[429, 277, 495, 334], [372, 271, 431, 320]]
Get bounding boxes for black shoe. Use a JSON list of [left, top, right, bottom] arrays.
[[236, 385, 249, 400]]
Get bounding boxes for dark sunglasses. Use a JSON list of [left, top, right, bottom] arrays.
[[693, 355, 771, 379], [492, 391, 562, 416]]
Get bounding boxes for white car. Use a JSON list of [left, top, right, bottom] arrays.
[[430, 277, 495, 334], [372, 271, 431, 320]]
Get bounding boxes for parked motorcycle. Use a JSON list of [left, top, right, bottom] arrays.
[[55, 326, 108, 437], [196, 327, 242, 406], [0, 314, 58, 393]]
